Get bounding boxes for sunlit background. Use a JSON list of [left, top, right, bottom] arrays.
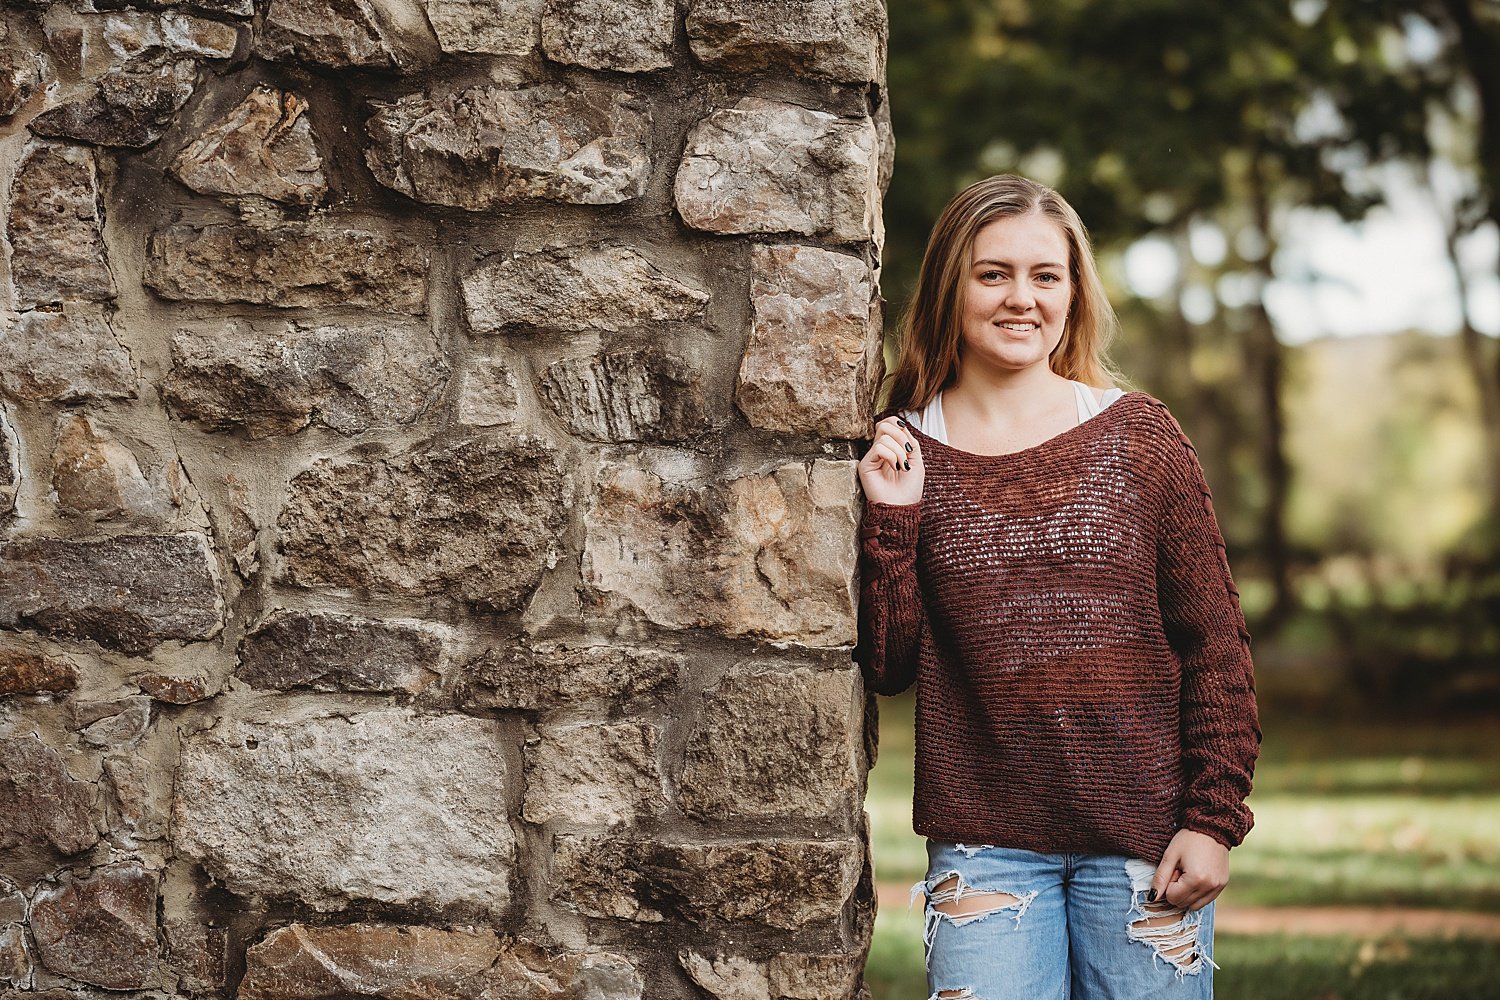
[[866, 2, 1500, 997]]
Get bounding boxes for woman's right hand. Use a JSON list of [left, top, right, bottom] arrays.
[[857, 416, 924, 506]]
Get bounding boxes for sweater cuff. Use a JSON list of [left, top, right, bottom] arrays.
[[859, 499, 921, 548]]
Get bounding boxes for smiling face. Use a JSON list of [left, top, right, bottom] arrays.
[[957, 212, 1074, 378]]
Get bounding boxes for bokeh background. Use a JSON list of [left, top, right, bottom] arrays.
[[865, 2, 1500, 997]]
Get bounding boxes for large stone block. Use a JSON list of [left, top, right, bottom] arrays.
[[458, 641, 683, 710], [0, 533, 223, 653], [172, 710, 515, 912], [737, 244, 881, 438], [0, 408, 16, 520], [164, 320, 448, 438], [29, 864, 158, 990], [582, 460, 859, 646], [239, 924, 642, 1000], [464, 244, 708, 335], [5, 142, 115, 309], [30, 58, 200, 148], [144, 222, 428, 311], [552, 835, 861, 930], [50, 413, 184, 521], [540, 0, 674, 72], [0, 46, 41, 118], [674, 98, 880, 245], [538, 347, 712, 442], [679, 950, 864, 1000], [38, 8, 240, 75], [170, 86, 327, 206], [0, 735, 98, 854], [278, 435, 572, 610], [522, 721, 666, 826], [423, 0, 542, 55], [256, 0, 439, 68], [0, 305, 137, 403], [0, 647, 80, 697], [367, 82, 652, 209], [237, 609, 447, 694], [685, 0, 886, 84], [678, 667, 860, 821]]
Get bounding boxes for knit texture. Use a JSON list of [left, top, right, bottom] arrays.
[[855, 391, 1261, 863]]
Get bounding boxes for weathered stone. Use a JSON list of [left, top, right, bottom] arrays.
[[0, 922, 29, 989], [552, 835, 861, 930], [0, 647, 80, 697], [170, 86, 326, 206], [582, 460, 859, 646], [0, 305, 136, 403], [145, 222, 428, 311], [135, 671, 214, 703], [679, 667, 860, 821], [0, 48, 41, 119], [239, 924, 643, 1000], [6, 143, 115, 308], [0, 533, 223, 654], [164, 320, 448, 438], [367, 82, 652, 210], [39, 8, 240, 74], [458, 642, 682, 710], [674, 98, 881, 244], [161, 918, 225, 994], [0, 409, 17, 520], [686, 0, 886, 84], [538, 347, 711, 442], [172, 710, 515, 912], [278, 435, 571, 611], [523, 721, 666, 826], [238, 610, 446, 694], [30, 58, 199, 148], [216, 470, 260, 580], [541, 0, 674, 72], [29, 864, 158, 990], [51, 413, 181, 521], [679, 950, 863, 1000], [257, 0, 439, 68], [737, 244, 881, 438], [455, 356, 522, 427], [423, 0, 541, 55], [76, 695, 151, 747], [463, 244, 707, 335], [101, 752, 158, 836], [0, 736, 97, 854]]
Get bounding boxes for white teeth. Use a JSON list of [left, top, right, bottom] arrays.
[[998, 322, 1035, 330]]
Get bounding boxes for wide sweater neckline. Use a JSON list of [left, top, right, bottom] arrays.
[[905, 389, 1149, 465]]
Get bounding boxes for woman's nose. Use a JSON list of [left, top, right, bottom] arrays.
[[1004, 283, 1035, 310]]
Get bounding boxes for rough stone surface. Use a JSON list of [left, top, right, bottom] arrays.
[[367, 83, 652, 210], [29, 865, 158, 990], [0, 409, 17, 519], [172, 710, 515, 912], [50, 413, 183, 521], [237, 610, 446, 694], [0, 48, 41, 118], [463, 244, 708, 335], [144, 222, 428, 311], [522, 721, 666, 826], [678, 667, 860, 821], [38, 8, 240, 74], [458, 642, 683, 710], [679, 950, 863, 1000], [541, 0, 674, 72], [6, 142, 115, 309], [0, 647, 80, 697], [278, 435, 572, 611], [0, 921, 29, 989], [583, 460, 859, 646], [552, 835, 861, 930], [101, 752, 158, 837], [161, 918, 226, 995], [256, 0, 439, 68], [686, 0, 887, 84], [239, 924, 643, 1000], [135, 671, 214, 703], [455, 356, 522, 427], [538, 347, 711, 442], [0, 533, 223, 653], [76, 695, 151, 747], [674, 98, 881, 245], [0, 735, 97, 854], [0, 305, 137, 403], [164, 320, 448, 438], [737, 244, 881, 438], [170, 86, 327, 206], [30, 58, 200, 148], [424, 0, 541, 55]]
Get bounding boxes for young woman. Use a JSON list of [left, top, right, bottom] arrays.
[[855, 174, 1261, 1000]]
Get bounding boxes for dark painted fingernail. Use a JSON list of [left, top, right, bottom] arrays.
[[904, 442, 913, 452], [896, 417, 908, 427], [1147, 889, 1157, 902], [903, 460, 911, 471]]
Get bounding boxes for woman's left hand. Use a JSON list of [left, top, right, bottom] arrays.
[[1150, 829, 1229, 911]]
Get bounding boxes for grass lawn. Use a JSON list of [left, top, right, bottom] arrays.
[[865, 691, 1500, 999]]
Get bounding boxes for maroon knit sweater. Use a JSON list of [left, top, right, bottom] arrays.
[[855, 391, 1260, 863]]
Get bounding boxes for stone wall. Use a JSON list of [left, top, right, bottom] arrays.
[[0, 1, 890, 997]]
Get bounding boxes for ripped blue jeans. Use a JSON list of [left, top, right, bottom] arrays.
[[911, 840, 1217, 1000]]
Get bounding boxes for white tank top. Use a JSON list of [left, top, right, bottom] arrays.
[[898, 380, 1126, 445]]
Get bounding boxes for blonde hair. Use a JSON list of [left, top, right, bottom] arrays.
[[878, 174, 1125, 419]]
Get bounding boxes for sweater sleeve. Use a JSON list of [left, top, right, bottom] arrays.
[[1152, 412, 1262, 849], [853, 499, 927, 697]]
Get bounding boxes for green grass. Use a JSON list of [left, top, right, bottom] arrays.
[[865, 693, 1500, 998]]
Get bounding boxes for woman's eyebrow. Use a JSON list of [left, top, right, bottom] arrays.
[[973, 258, 1067, 269]]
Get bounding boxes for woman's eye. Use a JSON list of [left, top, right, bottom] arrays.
[[1037, 273, 1061, 284], [980, 271, 1002, 280]]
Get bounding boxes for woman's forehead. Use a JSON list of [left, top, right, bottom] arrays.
[[971, 214, 1070, 263]]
